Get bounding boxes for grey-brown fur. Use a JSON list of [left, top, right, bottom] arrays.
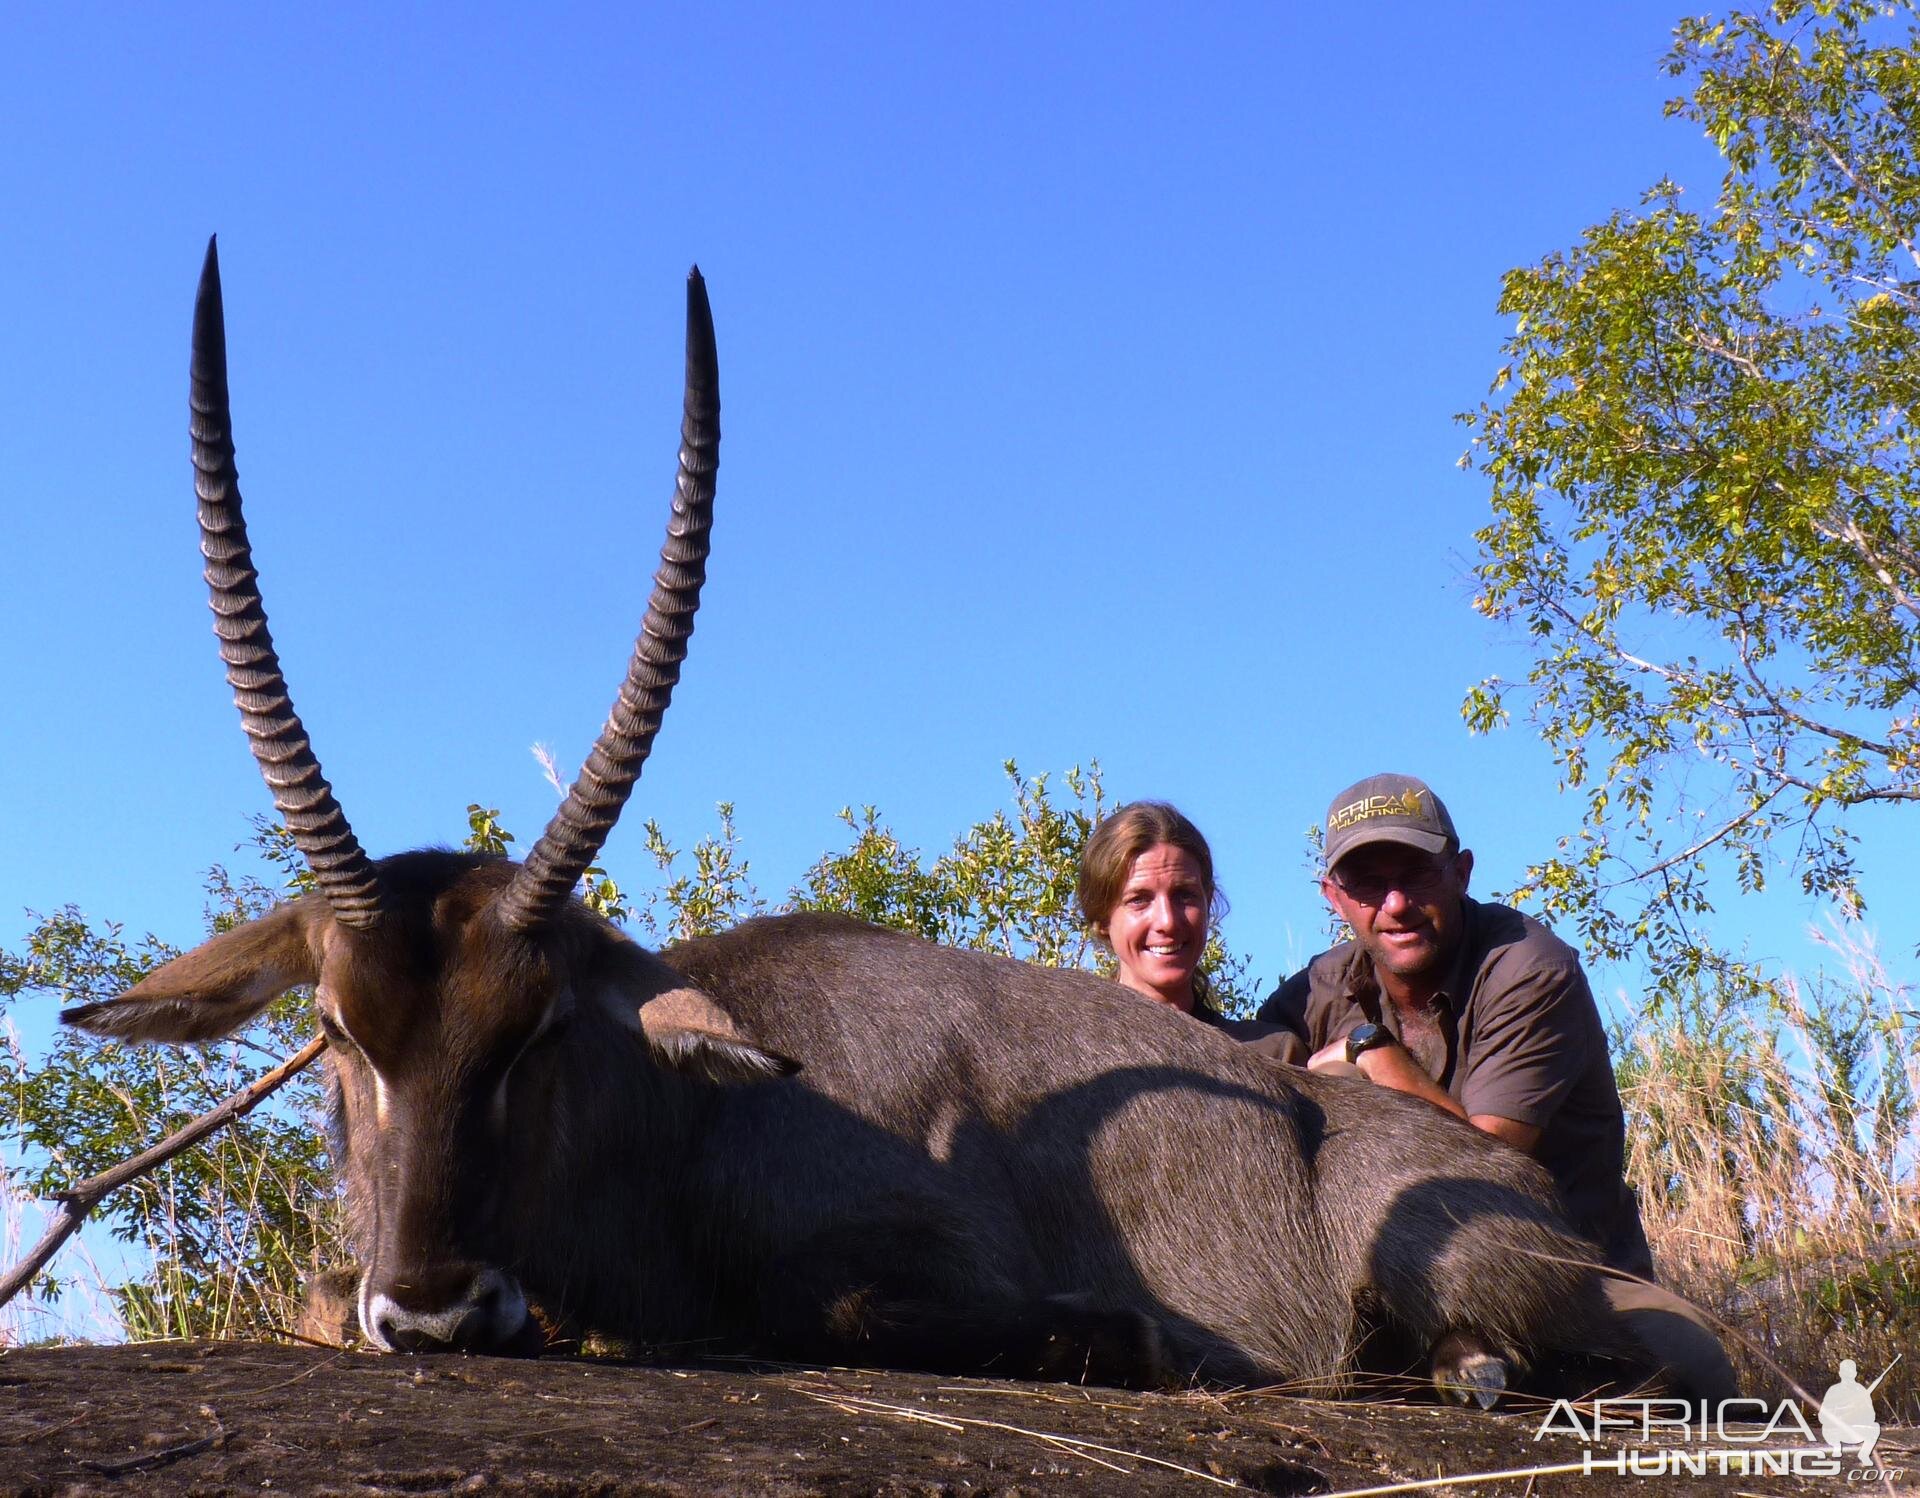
[[658, 909, 1639, 1388], [70, 852, 1655, 1391]]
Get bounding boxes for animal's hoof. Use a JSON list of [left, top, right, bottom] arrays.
[[1442, 1353, 1508, 1409], [1430, 1331, 1509, 1410], [295, 1265, 364, 1348]]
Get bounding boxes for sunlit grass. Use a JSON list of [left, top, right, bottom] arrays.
[[1624, 919, 1918, 1420]]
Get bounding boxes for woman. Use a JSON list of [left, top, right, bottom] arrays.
[[1076, 800, 1226, 1018], [1078, 801, 1304, 1053]]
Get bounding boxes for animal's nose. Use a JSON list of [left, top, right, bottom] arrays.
[[365, 1265, 530, 1354]]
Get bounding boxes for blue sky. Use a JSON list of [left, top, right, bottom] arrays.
[[4, 2, 1912, 1031]]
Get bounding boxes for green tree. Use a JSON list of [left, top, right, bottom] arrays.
[[792, 762, 1260, 1015], [1461, 0, 1920, 1003], [634, 802, 761, 942], [796, 762, 1103, 966], [0, 851, 334, 1340]]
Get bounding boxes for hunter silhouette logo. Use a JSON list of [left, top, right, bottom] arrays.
[[1820, 1356, 1895, 1464]]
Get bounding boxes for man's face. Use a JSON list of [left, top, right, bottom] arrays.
[[1321, 842, 1474, 992]]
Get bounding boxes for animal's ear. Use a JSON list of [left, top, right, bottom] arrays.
[[593, 936, 799, 1085], [636, 985, 801, 1085], [61, 899, 319, 1044]]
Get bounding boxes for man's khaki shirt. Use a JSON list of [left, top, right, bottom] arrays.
[[1257, 897, 1654, 1278]]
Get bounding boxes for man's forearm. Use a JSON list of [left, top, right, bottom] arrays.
[[1340, 1042, 1544, 1151], [1355, 1044, 1470, 1121], [1306, 1035, 1470, 1121]]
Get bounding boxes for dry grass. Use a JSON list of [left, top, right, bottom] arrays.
[[1621, 921, 1918, 1419], [109, 1133, 337, 1345], [0, 1170, 127, 1347]]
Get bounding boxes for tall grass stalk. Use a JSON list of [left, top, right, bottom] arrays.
[[93, 1041, 341, 1343], [1, 1162, 128, 1347]]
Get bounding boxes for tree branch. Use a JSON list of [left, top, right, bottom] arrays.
[[1602, 785, 1788, 889], [1532, 591, 1686, 682], [1807, 502, 1920, 625], [1682, 327, 1768, 379], [1842, 271, 1920, 311], [1729, 626, 1904, 759], [1798, 112, 1920, 275], [0, 1036, 326, 1314]]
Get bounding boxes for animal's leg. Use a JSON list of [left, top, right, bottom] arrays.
[[1600, 1276, 1738, 1403], [812, 1286, 1167, 1385], [757, 1221, 1167, 1386], [1032, 1292, 1169, 1387], [1427, 1329, 1509, 1409], [1361, 1191, 1662, 1400], [295, 1265, 364, 1347], [1399, 1251, 1733, 1403]]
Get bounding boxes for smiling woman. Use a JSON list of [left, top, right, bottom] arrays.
[[1075, 801, 1225, 1017]]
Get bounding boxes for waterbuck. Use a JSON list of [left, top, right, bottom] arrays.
[[64, 241, 1710, 1400]]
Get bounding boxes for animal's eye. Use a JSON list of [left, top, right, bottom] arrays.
[[497, 1012, 571, 1083], [316, 1011, 358, 1054]]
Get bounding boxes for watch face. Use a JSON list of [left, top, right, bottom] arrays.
[[1345, 1023, 1386, 1064]]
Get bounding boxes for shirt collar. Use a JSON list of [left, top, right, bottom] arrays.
[[1432, 895, 1482, 1013]]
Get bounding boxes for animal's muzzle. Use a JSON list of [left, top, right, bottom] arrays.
[[363, 1265, 533, 1355]]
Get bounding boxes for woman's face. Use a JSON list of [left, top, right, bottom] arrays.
[[1106, 842, 1209, 1010]]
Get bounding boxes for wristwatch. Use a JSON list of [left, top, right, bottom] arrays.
[[1344, 1023, 1394, 1067]]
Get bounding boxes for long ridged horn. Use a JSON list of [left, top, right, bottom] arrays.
[[495, 268, 719, 933], [191, 237, 384, 928]]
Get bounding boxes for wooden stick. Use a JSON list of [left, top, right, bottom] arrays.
[[794, 1389, 1245, 1489], [0, 1036, 326, 1312], [78, 1430, 224, 1477], [1313, 1462, 1596, 1497]]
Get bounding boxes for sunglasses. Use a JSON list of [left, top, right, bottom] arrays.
[[1326, 859, 1455, 907]]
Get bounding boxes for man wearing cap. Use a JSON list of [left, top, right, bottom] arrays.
[[1256, 773, 1655, 1278]]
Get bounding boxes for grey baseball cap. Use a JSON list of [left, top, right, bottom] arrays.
[[1322, 773, 1457, 869]]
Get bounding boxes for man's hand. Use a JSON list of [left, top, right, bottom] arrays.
[[1308, 1033, 1468, 1122], [1304, 1037, 1362, 1077]]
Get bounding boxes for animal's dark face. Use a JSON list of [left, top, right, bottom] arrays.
[[313, 855, 570, 1352], [63, 850, 797, 1355]]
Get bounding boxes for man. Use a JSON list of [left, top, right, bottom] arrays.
[[1257, 772, 1655, 1278]]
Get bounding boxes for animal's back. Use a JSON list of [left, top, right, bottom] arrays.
[[667, 913, 1638, 1389], [663, 913, 1438, 1384]]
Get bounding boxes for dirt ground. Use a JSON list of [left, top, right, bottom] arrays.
[[0, 1342, 1908, 1496]]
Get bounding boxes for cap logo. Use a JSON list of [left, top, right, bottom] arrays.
[[1328, 789, 1436, 835]]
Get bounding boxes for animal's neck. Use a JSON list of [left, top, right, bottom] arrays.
[[505, 1009, 715, 1339]]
